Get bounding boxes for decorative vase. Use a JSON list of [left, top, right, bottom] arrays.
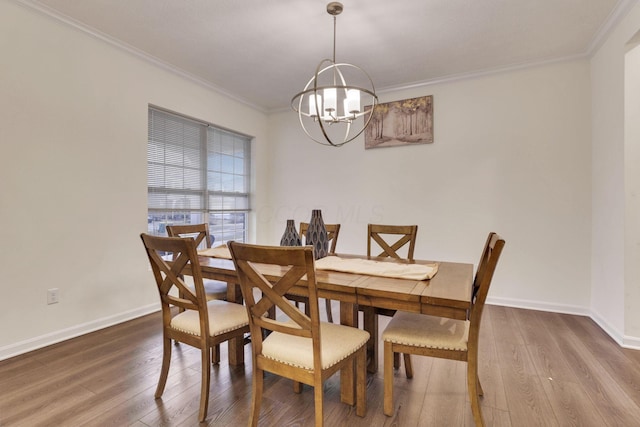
[[305, 209, 329, 259], [280, 219, 302, 246]]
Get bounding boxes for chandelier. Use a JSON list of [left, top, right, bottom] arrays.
[[291, 2, 378, 147]]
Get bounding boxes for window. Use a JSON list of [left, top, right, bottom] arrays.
[[147, 108, 251, 245]]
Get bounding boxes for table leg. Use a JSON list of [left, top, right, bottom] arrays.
[[363, 307, 378, 373], [227, 281, 245, 366], [340, 301, 357, 405]]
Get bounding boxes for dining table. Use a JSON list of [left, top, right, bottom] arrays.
[[189, 249, 474, 406]]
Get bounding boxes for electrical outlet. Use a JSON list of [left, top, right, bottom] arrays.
[[47, 288, 59, 305]]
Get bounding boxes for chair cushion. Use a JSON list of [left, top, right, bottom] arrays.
[[262, 322, 369, 370], [382, 311, 469, 351], [185, 279, 227, 300], [202, 279, 227, 300], [170, 300, 248, 337]]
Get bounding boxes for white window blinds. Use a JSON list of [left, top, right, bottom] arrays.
[[147, 108, 251, 243]]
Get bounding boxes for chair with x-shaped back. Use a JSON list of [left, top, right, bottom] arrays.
[[382, 232, 505, 426], [364, 224, 418, 375], [167, 223, 230, 363], [367, 224, 418, 260], [166, 223, 227, 301], [140, 233, 249, 422], [228, 242, 368, 427]]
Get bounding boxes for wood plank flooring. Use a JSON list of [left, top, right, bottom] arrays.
[[1, 305, 640, 426]]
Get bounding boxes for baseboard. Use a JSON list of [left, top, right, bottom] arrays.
[[489, 297, 640, 350], [0, 304, 159, 362], [622, 335, 640, 350], [590, 309, 626, 346], [486, 296, 590, 316], [590, 310, 640, 350]]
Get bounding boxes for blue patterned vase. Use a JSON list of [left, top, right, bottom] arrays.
[[280, 219, 302, 246], [305, 209, 329, 259]]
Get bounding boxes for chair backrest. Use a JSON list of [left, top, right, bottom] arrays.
[[140, 233, 210, 337], [228, 242, 322, 371], [300, 222, 341, 254], [166, 223, 213, 249], [367, 224, 418, 260], [468, 232, 505, 341]]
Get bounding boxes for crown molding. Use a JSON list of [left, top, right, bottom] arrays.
[[587, 0, 640, 55], [375, 52, 589, 96]]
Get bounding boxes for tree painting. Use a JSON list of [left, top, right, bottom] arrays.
[[364, 95, 433, 149]]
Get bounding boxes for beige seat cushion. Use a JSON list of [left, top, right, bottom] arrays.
[[262, 322, 370, 370], [185, 279, 227, 300], [170, 300, 248, 337], [202, 279, 227, 300], [382, 311, 469, 351]]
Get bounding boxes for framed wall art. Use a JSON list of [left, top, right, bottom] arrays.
[[364, 95, 433, 149]]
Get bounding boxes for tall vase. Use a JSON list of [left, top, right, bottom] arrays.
[[306, 209, 329, 259], [280, 219, 302, 246]]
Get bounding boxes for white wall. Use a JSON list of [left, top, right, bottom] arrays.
[[590, 1, 640, 347], [0, 1, 269, 359], [267, 60, 593, 313], [626, 42, 640, 341]]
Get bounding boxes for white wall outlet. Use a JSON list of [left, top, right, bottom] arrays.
[[47, 288, 59, 305]]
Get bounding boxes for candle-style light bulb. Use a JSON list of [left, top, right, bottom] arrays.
[[309, 94, 322, 117], [347, 89, 360, 114], [324, 88, 337, 113]]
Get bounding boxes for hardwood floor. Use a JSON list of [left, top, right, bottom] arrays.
[[1, 305, 640, 426]]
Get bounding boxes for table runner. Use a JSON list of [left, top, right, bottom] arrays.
[[315, 256, 438, 281]]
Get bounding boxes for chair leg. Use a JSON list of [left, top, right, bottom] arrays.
[[477, 376, 484, 396], [467, 361, 484, 427], [356, 347, 366, 417], [198, 346, 211, 422], [211, 344, 220, 365], [403, 353, 413, 379], [393, 352, 400, 369], [155, 337, 172, 398], [293, 381, 303, 393], [314, 378, 324, 427], [249, 367, 264, 427], [325, 298, 334, 323], [383, 341, 394, 416]]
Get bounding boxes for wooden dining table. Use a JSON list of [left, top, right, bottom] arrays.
[[190, 253, 474, 404]]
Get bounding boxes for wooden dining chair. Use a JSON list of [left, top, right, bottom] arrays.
[[167, 223, 229, 363], [228, 242, 368, 427], [296, 222, 341, 323], [367, 223, 417, 260], [166, 223, 227, 301], [382, 232, 505, 426], [365, 224, 418, 376], [140, 233, 250, 423]]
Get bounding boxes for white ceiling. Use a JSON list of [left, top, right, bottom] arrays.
[[25, 0, 626, 111]]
